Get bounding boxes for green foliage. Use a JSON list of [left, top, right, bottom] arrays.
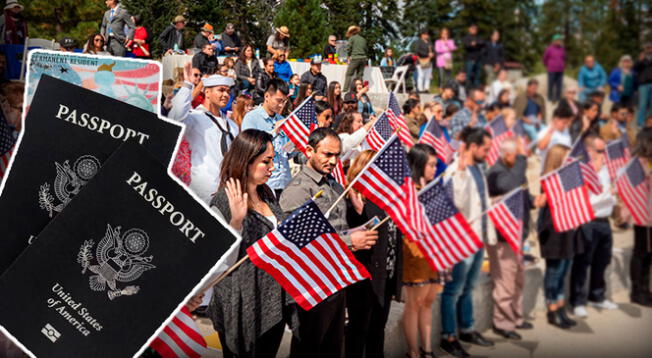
[[24, 0, 104, 47], [122, 0, 186, 58], [20, 0, 648, 74], [274, 0, 331, 58]]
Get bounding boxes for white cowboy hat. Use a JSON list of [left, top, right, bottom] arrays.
[[4, 0, 24, 11]]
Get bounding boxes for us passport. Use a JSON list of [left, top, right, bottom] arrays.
[[0, 142, 240, 357], [0, 75, 183, 274]]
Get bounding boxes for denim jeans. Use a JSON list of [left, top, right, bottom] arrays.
[[544, 258, 572, 304], [441, 249, 485, 337], [547, 72, 563, 102], [464, 60, 482, 87], [637, 83, 652, 128]]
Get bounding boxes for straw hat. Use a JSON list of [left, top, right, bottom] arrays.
[[276, 26, 290, 38], [346, 25, 361, 37], [173, 15, 186, 24]]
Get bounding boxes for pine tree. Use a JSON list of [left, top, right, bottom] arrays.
[[273, 0, 331, 58]]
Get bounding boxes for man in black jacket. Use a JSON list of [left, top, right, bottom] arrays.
[[159, 15, 186, 54], [300, 57, 328, 100], [193, 23, 213, 51], [483, 30, 505, 84], [486, 138, 533, 340], [462, 24, 484, 87], [635, 42, 652, 127], [221, 23, 241, 56], [192, 43, 218, 75]]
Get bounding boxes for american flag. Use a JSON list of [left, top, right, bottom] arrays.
[[352, 135, 428, 242], [415, 179, 483, 271], [615, 158, 651, 226], [541, 160, 595, 232], [485, 115, 514, 166], [278, 97, 317, 154], [386, 92, 414, 148], [488, 188, 525, 254], [605, 139, 630, 182], [246, 199, 369, 310], [332, 159, 347, 187], [150, 306, 208, 358], [566, 135, 602, 195], [0, 115, 16, 179], [365, 112, 393, 151], [0, 150, 12, 179], [420, 117, 454, 164]]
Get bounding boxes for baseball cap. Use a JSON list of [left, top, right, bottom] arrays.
[[343, 92, 357, 103], [59, 37, 76, 49]]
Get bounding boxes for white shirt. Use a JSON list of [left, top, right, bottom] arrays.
[[537, 125, 572, 173], [488, 79, 514, 104], [168, 83, 239, 203], [591, 165, 616, 218], [339, 127, 368, 162]]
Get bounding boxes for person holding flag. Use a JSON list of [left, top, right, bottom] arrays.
[[207, 129, 296, 357], [535, 144, 581, 329], [344, 149, 402, 358], [279, 128, 378, 357], [440, 127, 495, 357], [570, 135, 619, 317], [486, 137, 534, 339], [626, 128, 652, 307], [402, 143, 445, 358]]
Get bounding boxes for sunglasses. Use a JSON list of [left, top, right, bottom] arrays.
[[596, 149, 605, 154], [94, 38, 104, 42], [192, 73, 201, 77]]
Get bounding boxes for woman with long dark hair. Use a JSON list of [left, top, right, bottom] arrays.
[[327, 81, 344, 116], [235, 44, 261, 92], [402, 144, 444, 358], [208, 129, 295, 358], [83, 32, 108, 55]]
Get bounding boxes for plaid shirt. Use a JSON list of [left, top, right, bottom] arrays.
[[450, 107, 485, 139]]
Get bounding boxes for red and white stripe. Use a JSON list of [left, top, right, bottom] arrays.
[[606, 141, 630, 182], [616, 159, 651, 227], [486, 130, 513, 167], [332, 159, 347, 187], [353, 169, 427, 243], [418, 212, 482, 272], [280, 113, 314, 155], [488, 203, 522, 255], [247, 232, 369, 310], [420, 131, 454, 164], [386, 108, 414, 148], [366, 127, 388, 151], [579, 162, 602, 196], [541, 170, 595, 232], [0, 149, 13, 179], [150, 306, 208, 358]]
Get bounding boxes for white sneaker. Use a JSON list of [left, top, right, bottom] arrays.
[[590, 300, 619, 310], [573, 305, 588, 317]]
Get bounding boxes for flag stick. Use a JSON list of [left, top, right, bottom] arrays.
[[200, 190, 325, 292], [370, 216, 391, 231], [468, 184, 527, 224], [324, 133, 402, 217]]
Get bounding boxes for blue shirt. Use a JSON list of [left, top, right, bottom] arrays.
[[241, 106, 292, 190], [274, 60, 293, 82], [524, 98, 540, 117], [449, 107, 486, 139]]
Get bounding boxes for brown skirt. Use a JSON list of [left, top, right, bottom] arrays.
[[402, 238, 440, 286]]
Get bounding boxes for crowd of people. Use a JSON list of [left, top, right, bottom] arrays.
[[0, 1, 652, 358]]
